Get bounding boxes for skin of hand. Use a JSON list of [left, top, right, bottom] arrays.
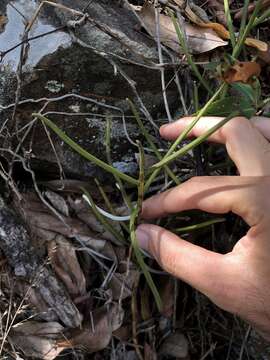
[[136, 116, 270, 340]]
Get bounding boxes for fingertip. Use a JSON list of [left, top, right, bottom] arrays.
[[160, 117, 192, 139], [159, 123, 170, 137]]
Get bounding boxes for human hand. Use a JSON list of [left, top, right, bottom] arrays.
[[136, 116, 270, 339]]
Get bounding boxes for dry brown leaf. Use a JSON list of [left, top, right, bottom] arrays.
[[244, 38, 268, 52], [159, 332, 189, 358], [0, 15, 7, 31], [58, 304, 124, 353], [48, 235, 86, 297], [258, 45, 270, 64], [10, 321, 67, 360], [140, 2, 228, 54], [223, 61, 261, 83], [235, 0, 270, 19], [45, 191, 69, 217], [109, 270, 140, 300], [184, 10, 268, 53]]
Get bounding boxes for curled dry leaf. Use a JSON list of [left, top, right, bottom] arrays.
[[140, 2, 227, 54], [223, 61, 261, 83], [234, 0, 270, 20], [109, 270, 140, 300], [182, 6, 268, 53], [159, 332, 189, 358], [45, 191, 69, 217], [10, 321, 67, 360], [58, 304, 124, 353], [48, 235, 86, 298]]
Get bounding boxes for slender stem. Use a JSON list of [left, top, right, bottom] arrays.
[[224, 0, 236, 48], [239, 0, 250, 36], [145, 83, 226, 191], [105, 117, 132, 209], [153, 111, 240, 168], [83, 189, 126, 245], [232, 0, 263, 58], [94, 178, 129, 232], [128, 99, 180, 186], [170, 11, 212, 94], [174, 218, 226, 233], [252, 6, 270, 27], [34, 113, 139, 187], [129, 208, 162, 311], [137, 141, 145, 214]]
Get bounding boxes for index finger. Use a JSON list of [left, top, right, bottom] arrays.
[[160, 116, 270, 176], [142, 176, 267, 227]]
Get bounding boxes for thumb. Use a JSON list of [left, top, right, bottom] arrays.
[[136, 224, 226, 300]]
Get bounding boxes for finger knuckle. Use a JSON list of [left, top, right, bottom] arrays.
[[222, 116, 249, 138]]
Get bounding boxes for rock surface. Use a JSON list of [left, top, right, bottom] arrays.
[[0, 0, 180, 179], [0, 195, 82, 328]]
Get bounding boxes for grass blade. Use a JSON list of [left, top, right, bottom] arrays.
[[130, 208, 162, 311], [34, 113, 139, 187], [224, 0, 236, 48], [152, 111, 240, 168]]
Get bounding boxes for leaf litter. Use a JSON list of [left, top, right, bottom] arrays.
[[2, 0, 270, 359]]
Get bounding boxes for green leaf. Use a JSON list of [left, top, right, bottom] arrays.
[[33, 113, 139, 186], [231, 82, 255, 103], [130, 208, 162, 311]]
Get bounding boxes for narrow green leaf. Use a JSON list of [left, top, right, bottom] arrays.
[[153, 111, 240, 168], [83, 189, 126, 245], [174, 218, 226, 233], [231, 83, 255, 103], [130, 208, 162, 311], [33, 113, 139, 187]]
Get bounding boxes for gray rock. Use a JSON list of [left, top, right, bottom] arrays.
[[0, 0, 180, 180], [0, 195, 82, 328]]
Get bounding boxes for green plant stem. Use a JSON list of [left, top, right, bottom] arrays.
[[105, 117, 132, 209], [224, 0, 236, 48], [128, 139, 162, 310], [137, 140, 145, 213], [144, 83, 226, 192], [153, 111, 240, 168], [129, 208, 162, 311], [34, 113, 139, 187], [170, 11, 212, 94], [83, 189, 126, 245], [239, 0, 250, 36], [128, 99, 180, 186], [174, 218, 226, 233], [232, 0, 263, 58], [252, 6, 270, 27]]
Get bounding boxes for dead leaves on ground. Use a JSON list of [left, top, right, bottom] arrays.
[[10, 304, 124, 359], [140, 2, 228, 54], [48, 235, 86, 298], [58, 304, 124, 353], [11, 190, 140, 359], [139, 1, 268, 55], [222, 61, 261, 83], [10, 322, 66, 360]]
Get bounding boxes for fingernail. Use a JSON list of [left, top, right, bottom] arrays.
[[136, 227, 150, 250]]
